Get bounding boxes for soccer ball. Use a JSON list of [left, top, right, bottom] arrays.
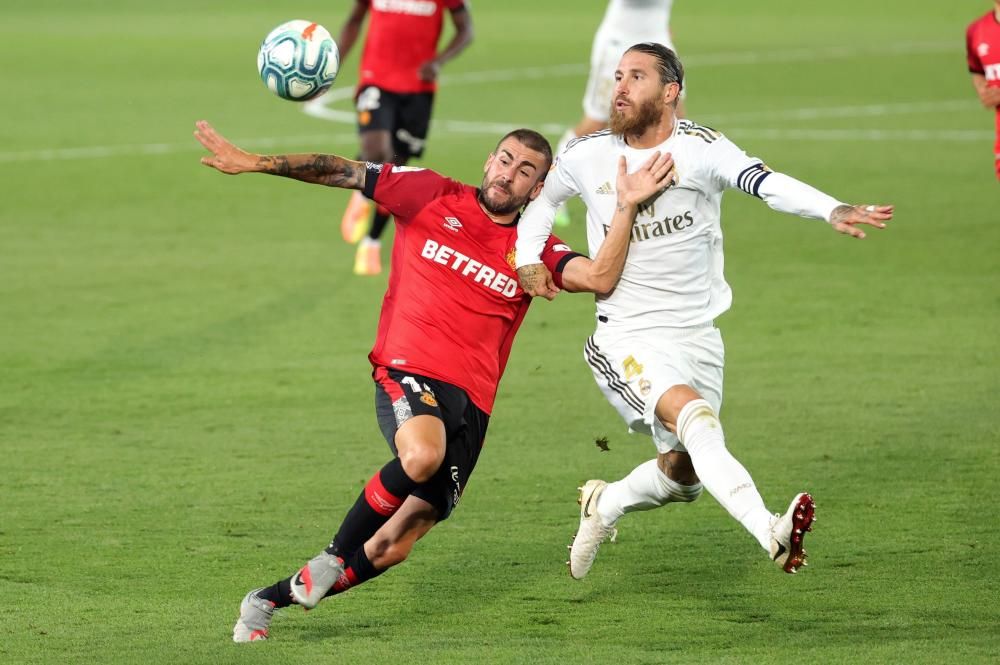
[[257, 20, 339, 101]]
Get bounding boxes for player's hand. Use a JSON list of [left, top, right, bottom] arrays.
[[829, 204, 893, 239], [616, 151, 676, 206], [517, 263, 560, 301], [979, 87, 1000, 109], [418, 60, 442, 82], [194, 121, 258, 175]]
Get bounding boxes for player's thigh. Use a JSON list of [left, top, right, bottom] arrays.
[[356, 85, 396, 160], [373, 366, 448, 458], [392, 92, 434, 160], [413, 387, 488, 522]]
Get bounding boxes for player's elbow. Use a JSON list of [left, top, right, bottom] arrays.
[[586, 272, 619, 296]]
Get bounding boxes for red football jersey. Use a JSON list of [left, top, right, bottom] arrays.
[[362, 163, 581, 414], [359, 0, 465, 94], [966, 9, 1000, 172]]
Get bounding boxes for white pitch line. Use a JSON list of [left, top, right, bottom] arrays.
[[704, 99, 978, 123], [0, 41, 976, 163], [726, 127, 993, 142]]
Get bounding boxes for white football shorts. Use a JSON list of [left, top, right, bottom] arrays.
[[584, 323, 723, 454], [582, 31, 676, 122]]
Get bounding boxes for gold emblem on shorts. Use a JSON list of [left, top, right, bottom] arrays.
[[420, 391, 438, 407], [639, 378, 652, 396], [358, 111, 372, 126], [622, 355, 644, 381]]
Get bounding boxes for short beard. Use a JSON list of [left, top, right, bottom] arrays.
[[609, 96, 663, 137], [478, 183, 529, 216]]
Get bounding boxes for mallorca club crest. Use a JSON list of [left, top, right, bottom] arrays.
[[505, 247, 517, 270]]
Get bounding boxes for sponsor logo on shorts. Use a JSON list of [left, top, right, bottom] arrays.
[[392, 396, 413, 426], [595, 181, 614, 195], [451, 465, 462, 506]]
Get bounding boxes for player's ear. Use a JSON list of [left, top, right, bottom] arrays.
[[483, 151, 495, 174], [663, 81, 680, 106]]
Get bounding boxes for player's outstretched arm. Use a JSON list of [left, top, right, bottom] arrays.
[[194, 121, 366, 189], [562, 152, 676, 294], [753, 171, 892, 239]]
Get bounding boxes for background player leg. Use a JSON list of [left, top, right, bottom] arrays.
[[342, 128, 394, 273]]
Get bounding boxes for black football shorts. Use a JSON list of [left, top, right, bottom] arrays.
[[372, 366, 488, 521], [354, 85, 434, 160]]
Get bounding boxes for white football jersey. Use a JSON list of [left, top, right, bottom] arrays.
[[602, 0, 673, 35], [519, 119, 771, 330]]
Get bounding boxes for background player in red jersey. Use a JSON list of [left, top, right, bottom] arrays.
[[966, 1, 1000, 179], [193, 120, 676, 642], [336, 0, 474, 274]]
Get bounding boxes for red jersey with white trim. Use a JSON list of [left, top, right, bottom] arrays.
[[966, 9, 1000, 172], [362, 163, 581, 414], [359, 0, 465, 94]]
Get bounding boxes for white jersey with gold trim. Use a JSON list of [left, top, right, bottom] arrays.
[[521, 119, 773, 330]]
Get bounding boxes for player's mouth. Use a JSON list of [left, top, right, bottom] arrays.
[[614, 97, 630, 110]]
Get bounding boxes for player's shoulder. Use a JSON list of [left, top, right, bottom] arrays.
[[968, 11, 996, 33], [560, 129, 617, 169], [675, 118, 725, 146]]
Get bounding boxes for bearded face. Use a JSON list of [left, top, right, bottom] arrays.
[[609, 89, 665, 137], [477, 177, 534, 216]]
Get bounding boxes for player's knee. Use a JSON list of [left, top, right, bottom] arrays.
[[654, 384, 704, 430], [398, 443, 445, 483], [367, 536, 413, 569]]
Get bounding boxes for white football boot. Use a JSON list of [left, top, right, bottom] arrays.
[[568, 480, 618, 580], [769, 492, 816, 573], [290, 551, 345, 609], [232, 588, 275, 643]]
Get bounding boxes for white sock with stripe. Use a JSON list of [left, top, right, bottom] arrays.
[[675, 399, 773, 550], [597, 459, 703, 526]]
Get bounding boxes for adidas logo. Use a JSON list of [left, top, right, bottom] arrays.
[[595, 181, 614, 195]]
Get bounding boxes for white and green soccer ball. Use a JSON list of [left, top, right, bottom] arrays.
[[257, 20, 339, 101]]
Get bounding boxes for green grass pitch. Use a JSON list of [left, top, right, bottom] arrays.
[[1, 1, 998, 662]]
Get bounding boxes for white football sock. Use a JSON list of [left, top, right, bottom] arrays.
[[675, 399, 773, 550], [597, 459, 703, 526], [360, 237, 381, 249]]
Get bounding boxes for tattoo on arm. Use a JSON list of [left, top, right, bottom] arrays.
[[255, 154, 365, 189], [517, 264, 547, 291], [829, 204, 854, 224]]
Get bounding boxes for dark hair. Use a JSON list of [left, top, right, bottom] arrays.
[[495, 128, 553, 174], [625, 42, 684, 92]]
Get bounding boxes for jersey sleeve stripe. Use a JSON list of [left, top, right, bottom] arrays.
[[362, 162, 384, 199], [737, 163, 771, 198]]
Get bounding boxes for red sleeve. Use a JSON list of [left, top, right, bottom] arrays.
[[445, 0, 466, 10], [540, 234, 585, 290], [967, 22, 985, 74], [362, 163, 465, 223]]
